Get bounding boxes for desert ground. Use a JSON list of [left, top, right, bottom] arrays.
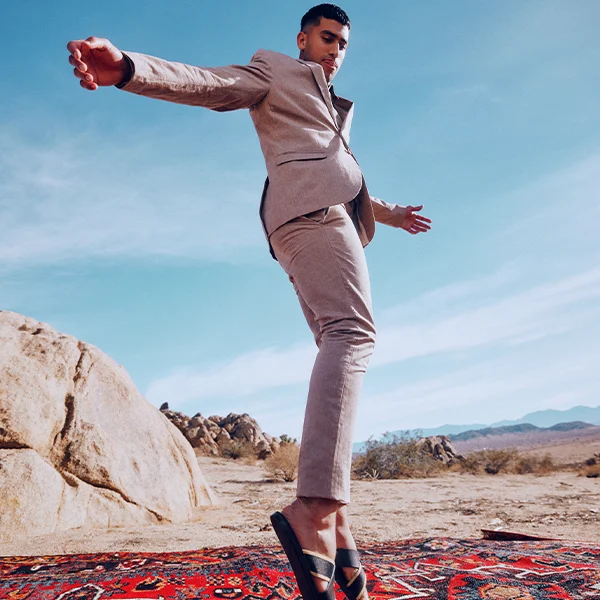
[[2, 441, 599, 557]]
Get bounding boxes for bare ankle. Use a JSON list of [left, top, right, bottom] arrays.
[[336, 504, 351, 526], [296, 496, 341, 520]]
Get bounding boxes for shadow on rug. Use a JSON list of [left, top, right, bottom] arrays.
[[1, 538, 600, 599]]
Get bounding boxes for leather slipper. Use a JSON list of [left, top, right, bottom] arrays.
[[335, 548, 367, 600], [270, 511, 336, 600]]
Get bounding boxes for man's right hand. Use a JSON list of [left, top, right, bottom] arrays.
[[67, 37, 129, 90]]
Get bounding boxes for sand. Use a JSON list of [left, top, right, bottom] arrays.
[[1, 454, 598, 557]]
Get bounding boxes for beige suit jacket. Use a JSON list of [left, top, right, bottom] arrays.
[[118, 49, 407, 258]]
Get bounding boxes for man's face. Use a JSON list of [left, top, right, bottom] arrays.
[[297, 17, 349, 83]]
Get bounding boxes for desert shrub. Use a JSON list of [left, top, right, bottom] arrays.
[[584, 454, 600, 466], [459, 449, 518, 474], [219, 438, 257, 461], [351, 431, 445, 479], [264, 443, 300, 482], [279, 434, 298, 445], [582, 464, 600, 478], [459, 449, 557, 475], [513, 453, 555, 474]]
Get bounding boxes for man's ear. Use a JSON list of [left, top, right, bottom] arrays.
[[297, 31, 307, 51]]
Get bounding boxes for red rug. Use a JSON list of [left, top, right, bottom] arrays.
[[1, 538, 599, 599]]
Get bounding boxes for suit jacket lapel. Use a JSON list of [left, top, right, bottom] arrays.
[[300, 60, 338, 124], [298, 59, 355, 143]]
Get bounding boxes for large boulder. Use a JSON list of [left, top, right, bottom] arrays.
[[0, 311, 217, 539]]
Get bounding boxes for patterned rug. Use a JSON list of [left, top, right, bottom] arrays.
[[1, 538, 599, 599]]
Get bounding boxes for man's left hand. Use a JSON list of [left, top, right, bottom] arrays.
[[400, 205, 432, 235]]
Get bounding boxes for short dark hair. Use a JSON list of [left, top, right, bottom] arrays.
[[301, 4, 351, 32]]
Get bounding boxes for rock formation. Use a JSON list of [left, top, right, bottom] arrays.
[[160, 406, 281, 459], [0, 311, 217, 539], [416, 436, 462, 464]]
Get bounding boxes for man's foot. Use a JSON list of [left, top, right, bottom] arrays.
[[280, 496, 339, 594], [335, 504, 369, 600]]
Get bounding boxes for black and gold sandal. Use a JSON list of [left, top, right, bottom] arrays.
[[335, 548, 367, 600], [270, 511, 336, 600]]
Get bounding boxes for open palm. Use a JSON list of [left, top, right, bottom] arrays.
[[400, 205, 432, 235]]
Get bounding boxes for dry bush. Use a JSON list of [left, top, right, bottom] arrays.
[[513, 453, 556, 474], [584, 454, 600, 466], [279, 434, 298, 445], [582, 464, 600, 478], [218, 438, 257, 461], [459, 449, 517, 475], [264, 443, 300, 482], [351, 431, 445, 480], [459, 449, 557, 475]]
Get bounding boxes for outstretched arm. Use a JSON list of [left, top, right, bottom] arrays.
[[67, 37, 273, 111], [370, 196, 432, 235]]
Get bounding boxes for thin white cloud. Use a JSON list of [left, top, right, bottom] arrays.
[[372, 266, 600, 368], [0, 125, 267, 269], [499, 152, 600, 252], [474, 2, 595, 71], [145, 343, 317, 407], [145, 264, 600, 410]]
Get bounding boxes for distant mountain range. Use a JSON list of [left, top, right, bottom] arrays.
[[353, 404, 600, 453], [448, 421, 594, 442]]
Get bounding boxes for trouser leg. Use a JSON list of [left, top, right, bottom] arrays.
[[269, 204, 376, 504]]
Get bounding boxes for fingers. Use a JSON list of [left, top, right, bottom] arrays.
[[73, 67, 94, 85], [67, 37, 107, 90], [84, 36, 110, 50], [67, 40, 92, 81], [69, 53, 87, 72], [67, 36, 109, 71], [414, 214, 432, 224], [67, 36, 109, 54], [404, 219, 431, 234], [80, 78, 98, 91], [407, 205, 432, 222], [406, 205, 433, 230], [66, 40, 83, 56]]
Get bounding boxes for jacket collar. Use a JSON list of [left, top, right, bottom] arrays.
[[297, 58, 353, 127]]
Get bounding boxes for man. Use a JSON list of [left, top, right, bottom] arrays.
[[67, 4, 431, 600]]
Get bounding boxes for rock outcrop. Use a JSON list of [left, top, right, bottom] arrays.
[[160, 405, 280, 459], [416, 436, 462, 464], [0, 311, 217, 539]]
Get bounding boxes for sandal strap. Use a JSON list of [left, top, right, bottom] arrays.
[[335, 549, 367, 600], [302, 549, 335, 582], [346, 567, 367, 599], [335, 548, 362, 569]]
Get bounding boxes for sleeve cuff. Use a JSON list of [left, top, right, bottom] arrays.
[[115, 53, 134, 89]]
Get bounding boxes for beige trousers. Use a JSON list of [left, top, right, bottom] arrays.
[[269, 203, 376, 504]]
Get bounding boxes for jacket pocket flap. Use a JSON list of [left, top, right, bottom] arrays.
[[275, 151, 328, 166]]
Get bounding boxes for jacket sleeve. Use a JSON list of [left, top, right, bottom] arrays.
[[370, 196, 407, 228], [115, 49, 272, 111]]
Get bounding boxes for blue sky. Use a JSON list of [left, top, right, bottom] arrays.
[[1, 1, 599, 443]]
